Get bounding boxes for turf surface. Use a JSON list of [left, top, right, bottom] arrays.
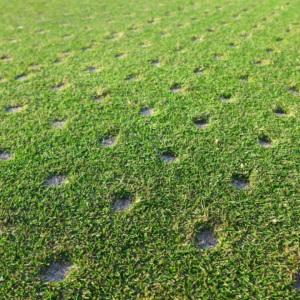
[[1, 0, 300, 298]]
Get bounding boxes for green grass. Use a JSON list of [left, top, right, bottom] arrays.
[[1, 0, 300, 298]]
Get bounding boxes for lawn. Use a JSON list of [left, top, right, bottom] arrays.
[[1, 0, 300, 298]]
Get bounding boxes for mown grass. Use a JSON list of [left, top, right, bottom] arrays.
[[0, 0, 300, 298]]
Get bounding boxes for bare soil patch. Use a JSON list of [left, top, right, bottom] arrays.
[[44, 262, 73, 283], [53, 121, 65, 128], [194, 70, 204, 75], [295, 274, 300, 291], [290, 88, 299, 94], [89, 67, 98, 73], [7, 106, 23, 113], [45, 176, 68, 187], [275, 107, 286, 116], [51, 84, 65, 91], [161, 154, 177, 163], [169, 87, 182, 93], [220, 96, 231, 102], [101, 136, 116, 147], [233, 179, 250, 190], [0, 152, 12, 161], [194, 119, 208, 128], [15, 75, 27, 81], [259, 140, 271, 147], [113, 198, 133, 212], [126, 77, 136, 82], [94, 97, 103, 103], [198, 230, 218, 250], [139, 108, 154, 116]]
